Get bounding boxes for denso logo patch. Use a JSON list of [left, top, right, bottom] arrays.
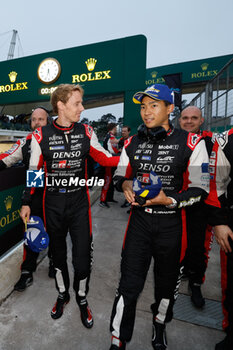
[[138, 163, 170, 172], [53, 151, 81, 158]]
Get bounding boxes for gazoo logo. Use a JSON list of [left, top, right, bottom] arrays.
[[53, 151, 81, 158], [137, 173, 150, 184]]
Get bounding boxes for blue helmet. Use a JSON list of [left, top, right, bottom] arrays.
[[24, 216, 49, 253], [133, 171, 162, 202]]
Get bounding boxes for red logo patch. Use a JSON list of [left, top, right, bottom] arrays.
[[58, 160, 67, 168], [124, 136, 133, 148], [33, 128, 42, 143], [187, 133, 202, 150], [84, 124, 93, 139]]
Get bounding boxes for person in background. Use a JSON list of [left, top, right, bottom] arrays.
[[99, 122, 119, 208], [0, 107, 55, 291], [118, 125, 131, 153], [179, 106, 204, 134], [179, 106, 214, 308], [117, 126, 131, 208]]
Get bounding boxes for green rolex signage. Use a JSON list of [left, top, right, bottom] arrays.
[[0, 35, 147, 133], [146, 54, 233, 88], [0, 185, 24, 236], [0, 35, 147, 106]]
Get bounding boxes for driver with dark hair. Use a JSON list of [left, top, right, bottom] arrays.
[[108, 84, 209, 350]]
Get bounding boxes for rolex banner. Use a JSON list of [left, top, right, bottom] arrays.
[[0, 166, 25, 257], [0, 185, 24, 237], [162, 73, 182, 110]]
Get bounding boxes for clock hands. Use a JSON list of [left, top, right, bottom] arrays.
[[38, 58, 61, 84], [46, 68, 50, 80]]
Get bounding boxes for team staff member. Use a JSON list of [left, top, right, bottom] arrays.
[[207, 130, 233, 350], [108, 84, 209, 350], [99, 123, 119, 208], [20, 84, 119, 329], [179, 105, 204, 133], [118, 126, 131, 208], [179, 106, 214, 308], [118, 125, 131, 153], [0, 107, 55, 291]]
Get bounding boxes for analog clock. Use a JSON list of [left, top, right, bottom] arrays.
[[37, 58, 61, 84]]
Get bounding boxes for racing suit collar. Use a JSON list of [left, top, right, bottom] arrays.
[[53, 119, 74, 131]]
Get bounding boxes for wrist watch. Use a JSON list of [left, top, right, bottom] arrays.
[[166, 197, 177, 209]]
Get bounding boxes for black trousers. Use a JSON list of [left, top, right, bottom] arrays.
[[182, 202, 213, 284], [44, 189, 93, 297], [110, 208, 182, 342]]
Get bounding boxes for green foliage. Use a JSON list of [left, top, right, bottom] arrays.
[[82, 113, 122, 142]]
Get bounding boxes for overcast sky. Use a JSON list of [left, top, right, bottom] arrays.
[[1, 0, 233, 121]]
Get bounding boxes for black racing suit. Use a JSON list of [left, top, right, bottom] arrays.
[[100, 131, 119, 202], [117, 137, 125, 151], [207, 129, 233, 336], [182, 130, 214, 285], [22, 121, 119, 299], [0, 135, 45, 273], [110, 126, 209, 343]]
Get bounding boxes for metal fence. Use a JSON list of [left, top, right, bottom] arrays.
[[190, 58, 233, 132]]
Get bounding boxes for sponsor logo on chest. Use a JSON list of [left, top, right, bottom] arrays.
[[52, 150, 81, 159]]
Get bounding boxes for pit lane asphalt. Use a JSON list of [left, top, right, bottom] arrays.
[[0, 190, 224, 350]]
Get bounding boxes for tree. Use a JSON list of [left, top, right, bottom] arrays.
[[100, 113, 116, 124], [91, 113, 117, 141], [117, 117, 124, 129], [80, 117, 89, 124], [170, 99, 188, 127]]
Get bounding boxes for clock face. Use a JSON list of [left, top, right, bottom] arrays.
[[37, 58, 61, 84]]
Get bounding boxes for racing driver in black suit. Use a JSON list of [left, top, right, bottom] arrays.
[[108, 84, 209, 350], [20, 84, 119, 329]]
